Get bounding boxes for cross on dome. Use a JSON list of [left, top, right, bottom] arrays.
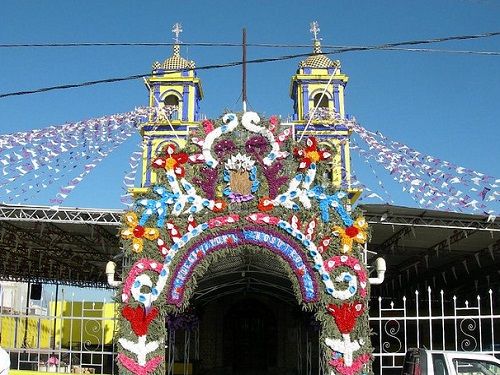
[[172, 22, 183, 44], [310, 21, 320, 41]]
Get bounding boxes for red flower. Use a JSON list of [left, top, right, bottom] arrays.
[[326, 301, 365, 334], [133, 225, 145, 238], [122, 305, 158, 336], [152, 143, 189, 177], [344, 226, 359, 238], [293, 137, 331, 170], [258, 197, 274, 212]]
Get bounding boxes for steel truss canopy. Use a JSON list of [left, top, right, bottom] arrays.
[[0, 203, 498, 296]]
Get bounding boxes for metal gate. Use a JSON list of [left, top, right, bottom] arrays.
[[0, 285, 117, 374], [369, 287, 500, 374]]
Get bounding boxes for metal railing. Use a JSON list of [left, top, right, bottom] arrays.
[[369, 287, 500, 374], [2, 285, 499, 375], [0, 286, 117, 374]]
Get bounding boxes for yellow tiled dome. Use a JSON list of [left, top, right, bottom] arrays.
[[152, 44, 195, 71], [299, 40, 339, 69]]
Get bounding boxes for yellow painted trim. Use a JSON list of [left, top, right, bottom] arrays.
[[292, 73, 349, 83]]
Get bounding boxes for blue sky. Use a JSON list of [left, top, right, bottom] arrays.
[[0, 0, 499, 210]]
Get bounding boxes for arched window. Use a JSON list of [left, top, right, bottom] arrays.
[[313, 93, 329, 109], [164, 95, 179, 106], [163, 95, 180, 120]]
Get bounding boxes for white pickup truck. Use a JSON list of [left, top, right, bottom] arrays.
[[402, 348, 500, 375]]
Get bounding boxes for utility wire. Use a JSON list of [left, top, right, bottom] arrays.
[[1, 31, 500, 99], [367, 47, 500, 56], [1, 31, 499, 48]]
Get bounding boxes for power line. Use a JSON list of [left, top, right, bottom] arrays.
[[369, 47, 500, 56], [1, 30, 499, 48], [1, 31, 500, 99], [3, 42, 497, 55]]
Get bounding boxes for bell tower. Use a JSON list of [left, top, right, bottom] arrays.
[[141, 23, 203, 187], [290, 22, 359, 201]]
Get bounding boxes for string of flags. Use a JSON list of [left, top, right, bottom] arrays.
[[120, 149, 143, 207], [350, 122, 499, 215], [0, 107, 497, 215], [0, 108, 148, 206]]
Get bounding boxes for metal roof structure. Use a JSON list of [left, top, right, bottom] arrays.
[[0, 204, 121, 288], [0, 203, 498, 297]]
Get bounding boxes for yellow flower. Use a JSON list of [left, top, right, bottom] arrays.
[[333, 217, 368, 254], [120, 212, 160, 254], [164, 157, 177, 170]]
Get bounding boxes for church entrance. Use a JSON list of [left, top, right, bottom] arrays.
[[223, 298, 277, 374], [163, 249, 322, 375], [192, 293, 319, 375]]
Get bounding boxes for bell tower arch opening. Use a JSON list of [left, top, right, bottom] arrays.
[[313, 91, 330, 109], [164, 94, 180, 107]]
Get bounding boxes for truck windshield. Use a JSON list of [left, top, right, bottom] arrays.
[[452, 358, 500, 375]]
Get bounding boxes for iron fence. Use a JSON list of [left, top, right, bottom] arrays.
[[2, 285, 499, 374], [369, 287, 500, 374], [0, 287, 117, 374]]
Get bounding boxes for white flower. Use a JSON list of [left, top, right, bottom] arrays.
[[225, 153, 255, 171]]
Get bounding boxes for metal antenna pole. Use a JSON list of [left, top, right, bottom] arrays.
[[242, 28, 247, 112]]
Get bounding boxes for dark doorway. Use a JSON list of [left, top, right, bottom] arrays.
[[223, 298, 277, 374]]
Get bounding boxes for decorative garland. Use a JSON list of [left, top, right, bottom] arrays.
[[117, 112, 372, 375]]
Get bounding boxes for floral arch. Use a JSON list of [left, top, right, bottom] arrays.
[[117, 112, 372, 375]]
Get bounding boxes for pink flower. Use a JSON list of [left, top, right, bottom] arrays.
[[269, 115, 279, 132], [117, 354, 164, 375], [202, 119, 214, 134], [329, 353, 371, 375]]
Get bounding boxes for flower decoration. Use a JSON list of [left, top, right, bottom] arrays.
[[258, 196, 274, 212], [333, 217, 368, 253], [122, 305, 159, 336], [326, 301, 365, 334], [117, 354, 163, 375], [212, 199, 227, 213], [245, 135, 270, 156], [223, 153, 259, 203], [214, 139, 237, 158], [268, 115, 279, 132], [167, 311, 200, 331], [329, 353, 371, 375], [293, 137, 331, 170], [121, 212, 160, 253], [152, 143, 188, 177], [202, 119, 214, 134], [117, 112, 372, 375]]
